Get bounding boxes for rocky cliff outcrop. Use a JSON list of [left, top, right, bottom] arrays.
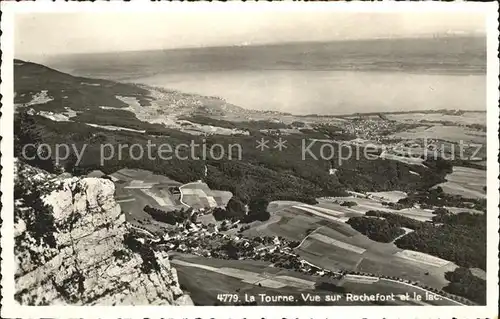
[[14, 161, 192, 305]]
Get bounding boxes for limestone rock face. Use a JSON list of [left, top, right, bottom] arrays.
[[14, 162, 192, 305]]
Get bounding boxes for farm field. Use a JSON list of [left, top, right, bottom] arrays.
[[243, 200, 459, 290], [470, 268, 487, 280], [317, 198, 392, 214], [170, 253, 350, 306], [356, 255, 457, 289], [297, 223, 455, 289], [110, 168, 182, 185], [390, 124, 486, 146], [395, 250, 453, 268], [445, 207, 484, 215], [391, 208, 436, 222], [297, 238, 364, 270], [291, 205, 349, 223], [244, 210, 319, 241], [171, 254, 459, 306], [387, 112, 486, 126], [299, 233, 457, 289], [267, 200, 309, 213], [111, 169, 232, 233], [243, 204, 362, 241], [316, 198, 437, 221], [367, 191, 408, 203], [180, 181, 233, 210], [379, 150, 426, 166], [434, 166, 486, 199], [476, 160, 487, 167], [115, 183, 180, 235]]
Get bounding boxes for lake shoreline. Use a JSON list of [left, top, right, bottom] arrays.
[[121, 70, 485, 115]]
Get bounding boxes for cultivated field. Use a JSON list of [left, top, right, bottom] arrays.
[[111, 169, 232, 233], [180, 181, 233, 210], [244, 200, 460, 290], [111, 168, 182, 185], [301, 229, 458, 289], [388, 112, 486, 126], [470, 268, 487, 280], [395, 250, 453, 268], [244, 207, 325, 241], [433, 166, 486, 199], [367, 191, 408, 203], [391, 125, 486, 147], [171, 254, 460, 306], [379, 150, 426, 166], [316, 198, 437, 221], [170, 253, 354, 305]]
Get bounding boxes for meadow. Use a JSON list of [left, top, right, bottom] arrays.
[[242, 200, 460, 290], [434, 166, 486, 199], [171, 253, 460, 306]]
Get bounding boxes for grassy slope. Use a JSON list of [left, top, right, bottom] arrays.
[[14, 59, 152, 111]]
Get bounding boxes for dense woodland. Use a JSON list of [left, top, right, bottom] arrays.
[[442, 267, 486, 305], [364, 210, 486, 270], [393, 187, 486, 212], [346, 217, 405, 243], [347, 208, 487, 304], [143, 205, 194, 225], [213, 197, 270, 223]]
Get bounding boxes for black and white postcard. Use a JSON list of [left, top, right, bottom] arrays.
[[1, 2, 498, 318]]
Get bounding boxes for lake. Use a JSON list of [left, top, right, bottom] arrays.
[[130, 70, 485, 115], [44, 38, 486, 115]]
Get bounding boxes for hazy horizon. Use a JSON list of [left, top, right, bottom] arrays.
[[17, 34, 484, 62], [15, 11, 485, 61], [19, 34, 485, 115]]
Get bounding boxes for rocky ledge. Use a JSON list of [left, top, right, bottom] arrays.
[[14, 161, 192, 305]]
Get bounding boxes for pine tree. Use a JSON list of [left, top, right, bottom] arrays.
[[14, 110, 55, 172]]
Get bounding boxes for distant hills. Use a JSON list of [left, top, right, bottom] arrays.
[[13, 59, 152, 113], [43, 36, 486, 80]]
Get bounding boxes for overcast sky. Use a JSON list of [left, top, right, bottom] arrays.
[[15, 12, 485, 58]]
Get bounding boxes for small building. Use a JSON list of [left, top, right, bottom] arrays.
[[329, 168, 338, 175], [87, 170, 105, 178], [273, 237, 281, 245]]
